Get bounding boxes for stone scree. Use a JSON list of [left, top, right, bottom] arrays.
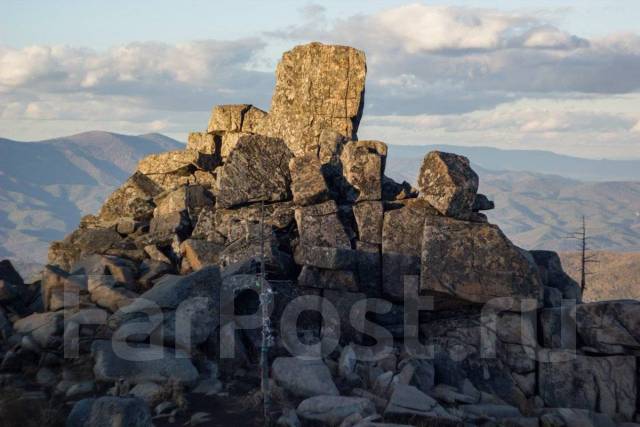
[[0, 42, 638, 427]]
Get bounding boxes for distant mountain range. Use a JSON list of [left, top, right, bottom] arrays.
[[386, 145, 640, 252], [0, 131, 182, 277], [1, 131, 639, 279], [386, 144, 640, 182]]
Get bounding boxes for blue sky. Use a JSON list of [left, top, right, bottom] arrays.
[[1, 1, 639, 158]]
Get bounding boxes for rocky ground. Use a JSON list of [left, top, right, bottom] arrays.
[[0, 42, 639, 427]]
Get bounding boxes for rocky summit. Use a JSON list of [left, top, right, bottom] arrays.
[[0, 42, 638, 427]]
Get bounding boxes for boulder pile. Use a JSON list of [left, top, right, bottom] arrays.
[[0, 42, 638, 427]]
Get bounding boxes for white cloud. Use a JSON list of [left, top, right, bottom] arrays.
[[359, 95, 640, 159], [0, 39, 275, 140], [521, 26, 588, 50], [370, 4, 528, 52], [0, 39, 273, 110], [269, 3, 640, 116], [1, 2, 639, 159]]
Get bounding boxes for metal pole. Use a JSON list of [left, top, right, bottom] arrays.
[[581, 215, 586, 292], [259, 200, 272, 426]]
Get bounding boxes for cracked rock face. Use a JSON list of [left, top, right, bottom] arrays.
[[257, 42, 367, 157], [421, 215, 542, 305], [98, 172, 161, 223], [214, 134, 293, 208], [538, 354, 637, 419]]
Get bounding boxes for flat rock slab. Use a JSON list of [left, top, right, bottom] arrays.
[[381, 199, 439, 300], [295, 200, 352, 249], [98, 172, 161, 223], [13, 311, 63, 348], [538, 353, 636, 419], [215, 134, 293, 208], [187, 132, 217, 155], [92, 340, 199, 386], [297, 396, 376, 426], [67, 396, 152, 427], [421, 215, 541, 305], [341, 140, 386, 202], [272, 357, 339, 398], [353, 201, 383, 244], [288, 154, 330, 206]]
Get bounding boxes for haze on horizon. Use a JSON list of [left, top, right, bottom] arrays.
[[1, 0, 639, 160]]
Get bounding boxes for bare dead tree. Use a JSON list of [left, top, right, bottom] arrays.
[[566, 215, 598, 293]]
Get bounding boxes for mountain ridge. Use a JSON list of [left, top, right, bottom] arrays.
[[0, 131, 182, 273], [387, 143, 640, 182], [1, 131, 639, 278]]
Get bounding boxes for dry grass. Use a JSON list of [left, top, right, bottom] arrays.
[[0, 389, 66, 427], [559, 251, 640, 302]]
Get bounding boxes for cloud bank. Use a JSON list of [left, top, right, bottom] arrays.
[[1, 3, 639, 158], [0, 39, 273, 138]]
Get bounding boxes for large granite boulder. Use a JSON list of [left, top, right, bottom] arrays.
[[297, 396, 376, 426], [215, 135, 293, 208], [187, 131, 217, 155], [538, 353, 636, 420], [295, 200, 352, 249], [41, 264, 86, 311], [92, 340, 199, 386], [272, 357, 339, 398], [530, 250, 582, 302], [420, 311, 538, 410], [212, 202, 294, 241], [340, 140, 386, 202], [417, 151, 479, 219], [13, 311, 64, 348], [541, 300, 640, 354], [98, 172, 162, 223], [205, 104, 268, 160], [180, 239, 224, 271], [381, 199, 439, 300], [67, 396, 152, 427], [88, 275, 137, 312], [152, 184, 213, 222], [288, 154, 330, 206], [207, 104, 251, 133], [573, 300, 640, 354], [137, 149, 217, 189], [206, 104, 266, 135], [48, 227, 124, 271], [353, 201, 383, 245], [217, 220, 294, 278], [421, 216, 542, 305], [110, 266, 221, 348], [384, 384, 454, 423], [257, 42, 366, 157]]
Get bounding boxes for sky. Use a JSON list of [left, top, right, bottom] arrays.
[[1, 0, 639, 159]]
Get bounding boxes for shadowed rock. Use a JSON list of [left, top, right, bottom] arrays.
[[215, 134, 293, 208]]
